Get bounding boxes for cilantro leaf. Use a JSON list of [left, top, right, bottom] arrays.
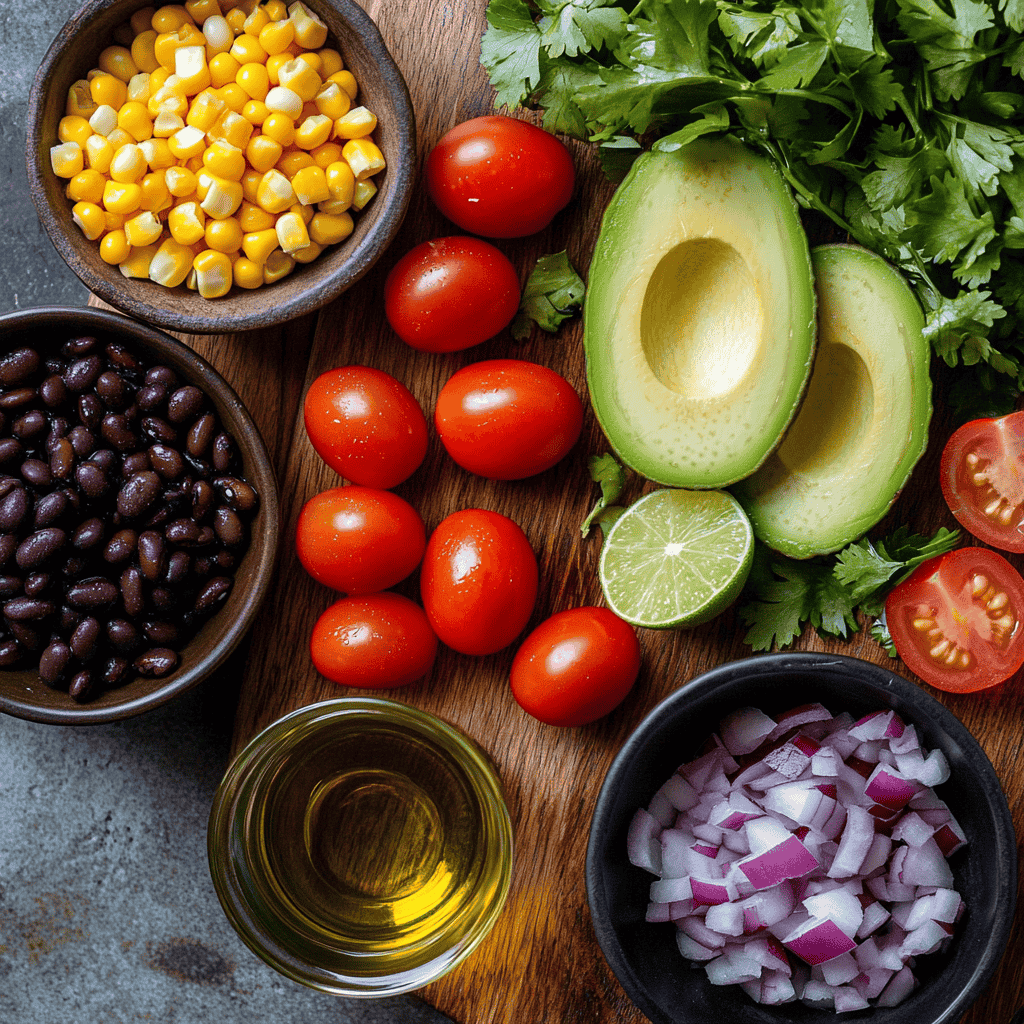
[[537, 0, 628, 59], [510, 251, 586, 340], [481, 0, 543, 108], [581, 453, 626, 538]]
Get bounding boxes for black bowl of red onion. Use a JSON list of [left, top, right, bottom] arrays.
[[586, 652, 1015, 1023]]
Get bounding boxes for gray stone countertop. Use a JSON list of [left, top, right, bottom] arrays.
[[1, 4, 455, 1022]]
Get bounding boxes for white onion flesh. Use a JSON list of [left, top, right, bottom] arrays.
[[628, 703, 967, 1011]]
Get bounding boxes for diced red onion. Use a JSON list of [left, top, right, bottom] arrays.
[[720, 706, 777, 755]]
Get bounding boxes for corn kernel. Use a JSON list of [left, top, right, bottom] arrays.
[[264, 85, 302, 120], [125, 210, 164, 246], [193, 249, 233, 297], [102, 179, 144, 214], [120, 243, 158, 278], [246, 134, 283, 173], [314, 81, 349, 121], [208, 51, 241, 88], [59, 115, 93, 148], [154, 24, 203, 70], [256, 168, 297, 213], [259, 19, 295, 55], [291, 239, 322, 264], [165, 165, 198, 198], [99, 45, 138, 83], [308, 210, 353, 246], [131, 7, 157, 35], [335, 106, 377, 140], [236, 61, 270, 101], [185, 0, 220, 22], [266, 52, 290, 85], [317, 48, 343, 78], [186, 90, 225, 131], [140, 170, 173, 210], [342, 137, 385, 179], [118, 101, 154, 142], [296, 52, 321, 75], [90, 73, 128, 109], [66, 80, 98, 118], [175, 45, 211, 95], [84, 135, 115, 173], [290, 164, 329, 205], [217, 82, 249, 113], [205, 215, 243, 252], [203, 138, 246, 180], [233, 255, 263, 289], [328, 69, 357, 102], [127, 72, 153, 104], [168, 124, 207, 159], [149, 66, 172, 92], [152, 5, 195, 32], [243, 5, 270, 36], [140, 137, 175, 170], [276, 149, 314, 176], [240, 167, 263, 204], [275, 209, 309, 253], [201, 176, 244, 218], [99, 228, 132, 265], [310, 141, 342, 170], [262, 111, 295, 146], [351, 177, 376, 210], [51, 142, 84, 178], [153, 110, 185, 137], [288, 2, 328, 49], [242, 99, 271, 125], [265, 0, 288, 19], [237, 199, 275, 232], [168, 200, 207, 244], [108, 126, 136, 150], [209, 109, 254, 149], [66, 168, 106, 204], [277, 58, 320, 102], [323, 159, 354, 205], [263, 248, 294, 283], [295, 113, 333, 151], [241, 227, 279, 263], [289, 200, 313, 224], [103, 210, 126, 232], [72, 201, 106, 239], [316, 196, 350, 215], [108, 143, 147, 183], [203, 14, 233, 54], [148, 83, 189, 118], [230, 34, 267, 65], [224, 6, 247, 34], [88, 104, 119, 138]]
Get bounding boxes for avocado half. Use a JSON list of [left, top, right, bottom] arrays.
[[583, 137, 817, 489], [732, 244, 932, 558]]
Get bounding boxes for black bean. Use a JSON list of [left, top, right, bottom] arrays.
[[136, 382, 167, 412], [39, 374, 69, 408], [117, 471, 161, 518], [72, 517, 105, 551], [0, 638, 22, 665], [4, 596, 56, 621], [186, 413, 215, 459], [100, 413, 137, 451], [103, 528, 137, 564], [67, 425, 95, 457], [191, 480, 215, 521], [9, 621, 43, 650], [70, 616, 101, 661], [165, 551, 190, 584], [62, 555, 87, 578], [78, 393, 103, 429], [120, 566, 144, 617], [16, 528, 66, 570], [68, 670, 96, 702], [213, 476, 258, 514], [0, 478, 18, 500], [0, 533, 20, 567], [33, 490, 68, 528], [145, 366, 177, 388], [133, 647, 179, 677], [195, 525, 218, 548], [105, 342, 140, 371], [102, 655, 131, 688], [0, 438, 24, 465], [167, 385, 203, 424], [12, 410, 47, 441], [140, 416, 176, 445], [213, 507, 245, 548], [0, 485, 30, 531], [87, 448, 118, 474], [211, 432, 237, 472], [66, 577, 119, 610], [64, 355, 103, 392], [143, 620, 179, 646], [24, 573, 51, 597], [148, 444, 184, 479], [195, 576, 232, 616], [75, 463, 109, 499], [63, 335, 97, 356], [0, 387, 38, 410], [149, 587, 176, 612], [122, 452, 149, 477], [0, 348, 41, 386], [137, 530, 166, 581], [164, 518, 201, 545], [50, 438, 75, 479], [21, 460, 52, 488], [39, 641, 71, 687], [0, 575, 21, 596], [107, 619, 141, 653], [96, 371, 128, 408], [58, 604, 82, 635]]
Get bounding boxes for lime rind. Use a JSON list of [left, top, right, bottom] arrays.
[[599, 488, 754, 629]]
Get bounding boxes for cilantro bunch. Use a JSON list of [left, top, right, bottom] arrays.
[[482, 0, 1024, 415]]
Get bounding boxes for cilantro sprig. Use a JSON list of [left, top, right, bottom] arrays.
[[481, 0, 1024, 414], [511, 250, 586, 339]]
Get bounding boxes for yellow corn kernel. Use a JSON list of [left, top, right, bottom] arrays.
[[185, 0, 220, 22], [237, 199, 275, 232], [66, 80, 98, 118], [242, 5, 270, 35], [50, 142, 84, 178], [168, 200, 207, 244], [265, 85, 302, 119], [153, 110, 185, 137], [131, 7, 157, 35], [314, 82, 349, 121], [208, 51, 241, 88], [165, 165, 198, 198], [265, 0, 288, 19], [291, 239, 322, 264], [99, 228, 132, 265], [217, 82, 249, 113], [316, 196, 349, 215], [140, 137, 175, 170], [232, 255, 263, 289], [342, 137, 385, 179], [241, 227, 279, 263], [124, 209, 165, 246], [259, 19, 294, 55], [150, 236, 195, 286], [230, 33, 267, 65], [127, 72, 153, 104], [186, 90, 225, 131], [202, 14, 233, 54], [205, 215, 243, 252], [317, 48, 343, 78], [262, 111, 295, 146], [175, 45, 212, 95], [103, 210, 126, 232], [289, 200, 313, 224], [265, 52, 290, 85], [72, 201, 106, 239], [107, 126, 136, 150], [294, 113, 332, 150], [149, 66, 172, 92], [120, 243, 158, 278], [296, 51, 321, 74], [308, 210, 353, 246], [90, 73, 128, 109], [152, 4, 195, 32], [84, 135, 115, 173], [66, 168, 106, 204], [234, 62, 268, 102], [328, 69, 357, 102], [224, 7, 247, 34], [290, 164, 329, 205], [275, 209, 309, 253], [102, 179, 144, 214], [147, 82, 189, 118], [209, 109, 254, 149], [334, 106, 377, 140], [323, 159, 354, 206], [201, 176, 243, 218], [298, 100, 319, 123], [276, 58, 320, 101], [242, 99, 270, 126], [131, 31, 161, 74], [276, 149, 314, 176], [154, 24, 204, 70], [140, 170, 172, 211], [193, 249, 233, 298], [109, 143, 147, 183], [202, 138, 246, 179], [288, 2, 328, 48], [351, 177, 376, 210], [240, 167, 263, 203], [263, 248, 294, 283], [245, 134, 283, 173], [256, 167, 296, 212], [310, 141, 342, 170], [118, 102, 154, 142], [168, 124, 207, 159], [59, 115, 93, 148], [99, 45, 139, 83], [88, 104, 119, 138]]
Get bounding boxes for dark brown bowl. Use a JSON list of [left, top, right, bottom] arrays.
[[0, 306, 280, 724], [25, 0, 415, 335]]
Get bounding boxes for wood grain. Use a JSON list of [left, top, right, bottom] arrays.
[[87, 0, 1023, 1021]]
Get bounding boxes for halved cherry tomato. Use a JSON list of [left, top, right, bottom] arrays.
[[941, 410, 1024, 552], [295, 486, 426, 595], [510, 606, 641, 727], [420, 508, 538, 656], [310, 592, 438, 689], [885, 546, 1024, 692], [426, 115, 575, 238], [303, 366, 428, 489], [435, 359, 584, 480], [383, 236, 521, 353]]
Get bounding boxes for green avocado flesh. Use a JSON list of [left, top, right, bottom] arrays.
[[583, 138, 817, 489], [732, 244, 932, 559]]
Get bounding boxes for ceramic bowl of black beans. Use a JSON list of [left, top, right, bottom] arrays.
[[0, 305, 279, 724]]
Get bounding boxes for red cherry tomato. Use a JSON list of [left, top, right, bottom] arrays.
[[426, 115, 575, 238], [885, 546, 1024, 692], [303, 366, 428, 489], [295, 486, 426, 595], [310, 592, 438, 689], [510, 606, 641, 727], [941, 410, 1024, 552], [435, 359, 584, 480], [420, 508, 538, 656], [383, 237, 520, 353]]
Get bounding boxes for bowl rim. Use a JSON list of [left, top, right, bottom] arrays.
[[585, 651, 1018, 1024], [24, 0, 416, 335], [0, 304, 281, 725]]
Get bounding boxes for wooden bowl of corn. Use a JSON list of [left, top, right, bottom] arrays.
[[26, 0, 415, 334]]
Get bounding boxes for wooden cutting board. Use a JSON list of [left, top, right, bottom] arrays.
[[95, 1, 1024, 1020]]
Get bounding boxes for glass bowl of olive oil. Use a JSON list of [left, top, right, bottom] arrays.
[[207, 697, 514, 996]]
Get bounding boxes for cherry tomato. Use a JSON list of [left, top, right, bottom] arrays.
[[435, 359, 584, 480], [310, 592, 438, 689], [383, 237, 520, 353], [941, 410, 1024, 552], [295, 486, 426, 595], [510, 606, 641, 727], [303, 366, 428, 489], [426, 115, 575, 238], [885, 546, 1024, 692], [420, 508, 538, 656]]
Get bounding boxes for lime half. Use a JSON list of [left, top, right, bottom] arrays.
[[598, 488, 754, 629]]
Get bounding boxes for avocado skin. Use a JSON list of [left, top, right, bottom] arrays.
[[732, 244, 932, 559], [583, 137, 817, 489]]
